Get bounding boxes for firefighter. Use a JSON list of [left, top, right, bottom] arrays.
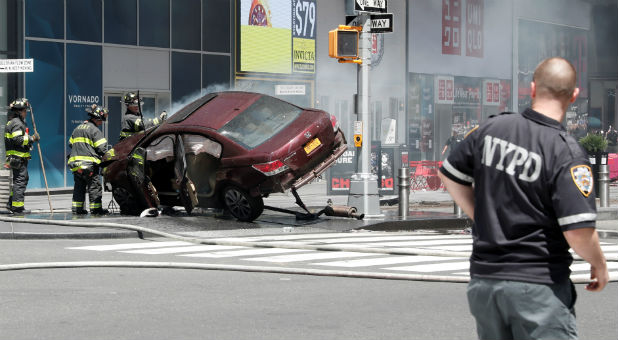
[[68, 104, 109, 215], [4, 98, 39, 214], [119, 92, 167, 140]]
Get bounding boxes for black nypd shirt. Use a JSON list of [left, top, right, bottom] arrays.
[[439, 108, 596, 284]]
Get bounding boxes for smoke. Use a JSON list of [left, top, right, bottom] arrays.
[[168, 83, 234, 117]]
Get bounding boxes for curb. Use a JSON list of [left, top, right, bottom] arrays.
[[0, 230, 140, 240]]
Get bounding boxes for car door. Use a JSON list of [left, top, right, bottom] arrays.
[[174, 135, 199, 214]]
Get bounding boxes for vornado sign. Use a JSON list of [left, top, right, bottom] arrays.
[[68, 95, 100, 104]]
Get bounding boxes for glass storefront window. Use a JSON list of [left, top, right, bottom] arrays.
[[172, 0, 201, 50], [25, 0, 64, 39], [105, 0, 137, 45], [172, 52, 201, 107], [25, 40, 65, 188], [67, 0, 102, 42], [203, 0, 230, 53], [202, 54, 230, 90], [140, 0, 170, 48]]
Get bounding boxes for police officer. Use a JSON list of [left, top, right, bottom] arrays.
[[119, 92, 166, 140], [68, 104, 109, 215], [441, 129, 464, 158], [438, 57, 608, 340], [4, 98, 39, 214]]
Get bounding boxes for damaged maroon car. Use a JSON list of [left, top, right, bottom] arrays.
[[102, 91, 347, 221]]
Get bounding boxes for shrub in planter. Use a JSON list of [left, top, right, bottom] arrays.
[[578, 133, 608, 154], [578, 133, 608, 197]]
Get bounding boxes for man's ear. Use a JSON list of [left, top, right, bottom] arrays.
[[570, 88, 580, 103], [530, 82, 536, 98]]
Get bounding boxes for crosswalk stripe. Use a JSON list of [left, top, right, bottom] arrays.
[[597, 245, 618, 252], [214, 233, 468, 243], [180, 248, 306, 258], [421, 245, 472, 252], [386, 261, 470, 273], [289, 235, 470, 245], [350, 239, 472, 247], [244, 252, 377, 263], [314, 256, 460, 267], [570, 262, 618, 271], [120, 245, 245, 255], [67, 241, 192, 251]]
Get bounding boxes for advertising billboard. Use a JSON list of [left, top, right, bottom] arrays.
[[239, 0, 315, 74]]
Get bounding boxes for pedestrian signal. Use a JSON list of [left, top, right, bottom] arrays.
[[329, 26, 360, 59]]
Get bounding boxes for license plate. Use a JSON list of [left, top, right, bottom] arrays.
[[304, 138, 321, 154]]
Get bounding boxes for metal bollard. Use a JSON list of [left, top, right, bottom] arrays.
[[454, 203, 463, 218], [398, 167, 410, 218], [599, 164, 610, 207]]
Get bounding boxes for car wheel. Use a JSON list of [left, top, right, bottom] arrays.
[[222, 186, 264, 222], [112, 186, 144, 216]]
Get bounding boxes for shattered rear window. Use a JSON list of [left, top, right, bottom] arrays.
[[217, 96, 302, 149]]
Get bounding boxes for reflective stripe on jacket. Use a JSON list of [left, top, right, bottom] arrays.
[[119, 111, 161, 140], [4, 117, 32, 159], [68, 121, 107, 172]]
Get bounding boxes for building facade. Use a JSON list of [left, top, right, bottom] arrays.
[[1, 0, 616, 190]]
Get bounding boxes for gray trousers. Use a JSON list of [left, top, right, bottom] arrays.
[[467, 278, 577, 340]]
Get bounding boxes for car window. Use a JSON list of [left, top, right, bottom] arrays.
[[183, 134, 222, 158], [217, 95, 302, 149], [146, 135, 175, 161]]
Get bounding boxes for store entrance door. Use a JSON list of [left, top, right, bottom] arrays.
[[104, 92, 169, 146]]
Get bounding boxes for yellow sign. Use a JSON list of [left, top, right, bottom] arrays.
[[293, 38, 315, 73]]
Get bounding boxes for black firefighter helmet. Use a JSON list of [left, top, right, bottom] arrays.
[[86, 104, 109, 121]]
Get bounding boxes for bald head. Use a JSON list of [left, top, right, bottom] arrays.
[[532, 57, 577, 101]]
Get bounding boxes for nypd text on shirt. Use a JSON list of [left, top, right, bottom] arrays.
[[482, 135, 542, 182]]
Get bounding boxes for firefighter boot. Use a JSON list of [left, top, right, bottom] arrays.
[[91, 208, 109, 215], [72, 208, 88, 215]]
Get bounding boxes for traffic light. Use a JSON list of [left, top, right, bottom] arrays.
[[329, 26, 360, 59]]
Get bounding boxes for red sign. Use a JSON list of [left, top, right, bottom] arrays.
[[466, 0, 483, 58], [483, 80, 500, 105], [436, 76, 455, 104], [442, 0, 461, 55], [372, 34, 378, 54]]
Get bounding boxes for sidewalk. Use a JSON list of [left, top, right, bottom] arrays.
[[1, 180, 617, 239]]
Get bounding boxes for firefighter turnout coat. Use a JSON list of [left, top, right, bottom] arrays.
[[4, 115, 33, 161], [68, 120, 107, 172]]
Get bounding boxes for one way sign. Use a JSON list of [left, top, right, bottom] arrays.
[[346, 13, 393, 33], [355, 0, 387, 13]]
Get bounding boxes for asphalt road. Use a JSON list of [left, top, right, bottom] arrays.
[[1, 237, 617, 340]]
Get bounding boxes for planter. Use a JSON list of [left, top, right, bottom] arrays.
[[588, 152, 608, 198]]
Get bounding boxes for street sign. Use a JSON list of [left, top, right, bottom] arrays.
[[368, 13, 393, 33], [346, 13, 393, 33], [0, 59, 34, 73], [354, 0, 387, 13]]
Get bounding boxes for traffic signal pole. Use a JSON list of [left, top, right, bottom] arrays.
[[347, 12, 383, 218]]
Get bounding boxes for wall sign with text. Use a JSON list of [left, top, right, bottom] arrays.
[[442, 0, 483, 58]]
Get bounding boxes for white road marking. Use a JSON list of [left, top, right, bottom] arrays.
[[385, 261, 470, 273], [244, 252, 376, 263], [67, 241, 192, 251], [120, 245, 245, 255], [180, 248, 306, 258], [313, 256, 460, 268]]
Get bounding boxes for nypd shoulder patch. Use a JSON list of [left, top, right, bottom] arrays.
[[570, 165, 593, 197]]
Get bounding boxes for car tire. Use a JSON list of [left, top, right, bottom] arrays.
[[222, 186, 264, 222], [112, 186, 144, 216]]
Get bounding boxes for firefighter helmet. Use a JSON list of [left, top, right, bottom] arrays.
[[122, 92, 142, 106], [87, 104, 109, 121], [9, 98, 30, 111]]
